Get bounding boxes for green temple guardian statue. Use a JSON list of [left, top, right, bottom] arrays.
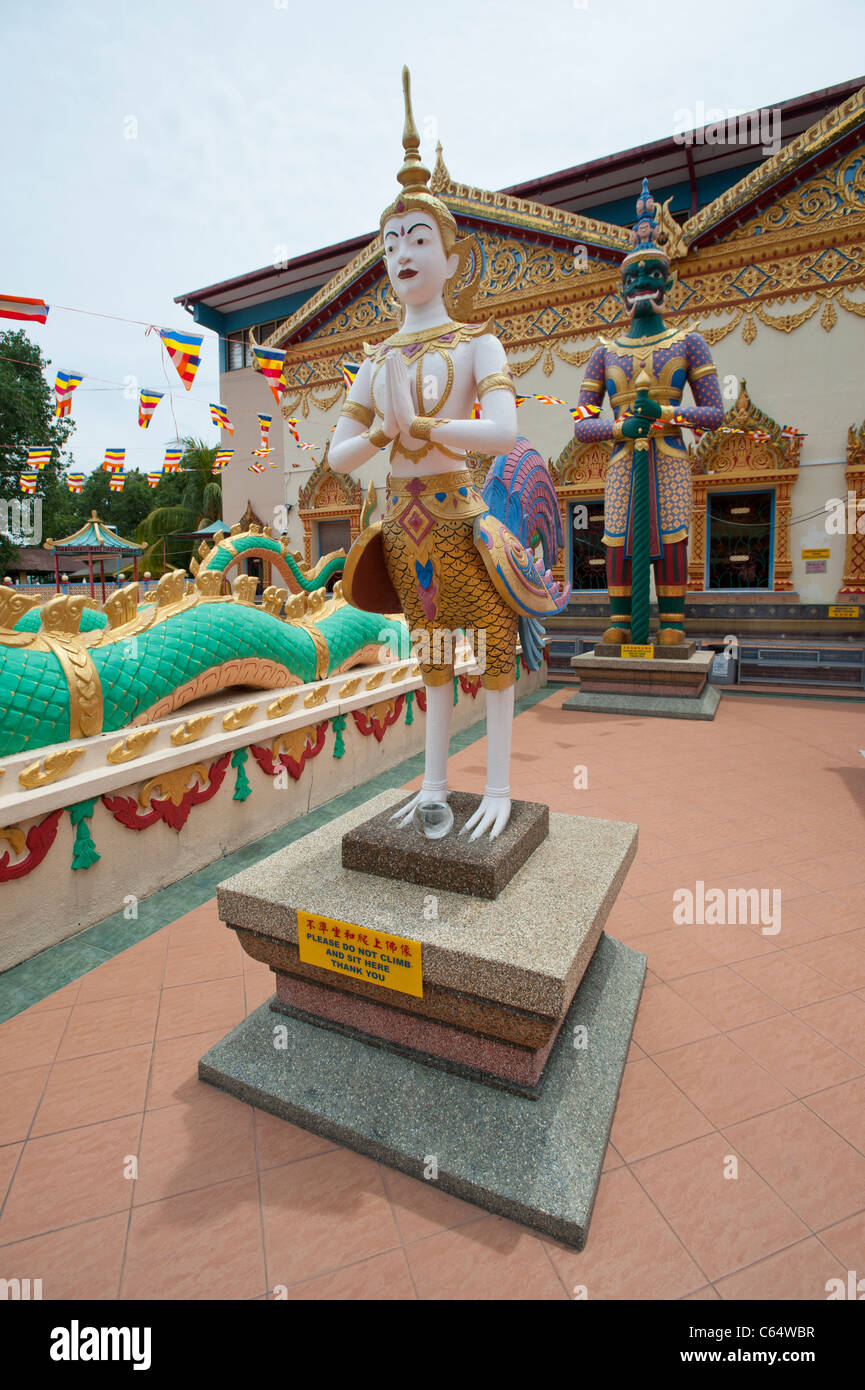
[[572, 179, 725, 644]]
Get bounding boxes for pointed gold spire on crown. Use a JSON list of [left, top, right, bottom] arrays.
[[396, 66, 431, 193]]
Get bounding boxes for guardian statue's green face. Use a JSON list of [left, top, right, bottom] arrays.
[[621, 255, 674, 322]]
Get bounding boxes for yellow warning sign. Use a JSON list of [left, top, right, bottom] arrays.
[[296, 911, 423, 998], [802, 548, 831, 560], [621, 644, 655, 659], [828, 605, 860, 618]]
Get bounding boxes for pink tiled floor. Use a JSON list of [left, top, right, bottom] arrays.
[[1, 691, 864, 1299]]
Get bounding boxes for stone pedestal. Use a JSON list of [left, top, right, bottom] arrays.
[[200, 789, 645, 1248], [566, 649, 720, 719], [342, 790, 549, 899]]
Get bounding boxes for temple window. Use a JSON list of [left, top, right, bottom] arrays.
[[226, 320, 282, 371], [706, 489, 774, 590], [569, 498, 607, 591]]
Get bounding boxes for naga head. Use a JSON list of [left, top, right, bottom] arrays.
[[379, 67, 474, 320], [620, 177, 675, 323]]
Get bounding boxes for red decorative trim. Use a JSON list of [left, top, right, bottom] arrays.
[[0, 809, 63, 882], [458, 674, 482, 698], [351, 695, 405, 742], [415, 688, 427, 714], [250, 721, 328, 781], [103, 754, 231, 832]]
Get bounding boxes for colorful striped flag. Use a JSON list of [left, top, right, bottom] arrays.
[[252, 346, 286, 405], [212, 450, 233, 472], [109, 473, 126, 492], [54, 371, 85, 418], [138, 388, 164, 429], [471, 403, 482, 419], [146, 471, 162, 488], [253, 413, 272, 456], [19, 472, 38, 493], [66, 473, 85, 493], [514, 395, 528, 408], [249, 462, 266, 474], [570, 403, 601, 422], [0, 295, 49, 324], [298, 442, 315, 451], [341, 360, 361, 392], [158, 327, 203, 390], [25, 448, 52, 470], [285, 417, 300, 444], [533, 394, 566, 406], [163, 447, 182, 472], [103, 447, 126, 472], [209, 403, 234, 434]]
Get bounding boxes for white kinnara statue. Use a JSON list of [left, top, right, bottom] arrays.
[[332, 68, 569, 841]]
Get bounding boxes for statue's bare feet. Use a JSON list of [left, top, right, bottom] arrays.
[[459, 793, 511, 842], [389, 787, 449, 829]]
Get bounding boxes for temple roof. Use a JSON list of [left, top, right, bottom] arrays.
[[174, 76, 865, 334], [45, 511, 144, 552]]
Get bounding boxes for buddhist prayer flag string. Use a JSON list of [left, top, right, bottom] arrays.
[[54, 371, 85, 418], [209, 403, 234, 433], [66, 473, 85, 493], [570, 403, 601, 422], [253, 413, 272, 455], [0, 294, 49, 324], [154, 327, 203, 390], [109, 473, 126, 492], [341, 360, 361, 391], [249, 462, 266, 473], [212, 450, 233, 472], [252, 346, 286, 405], [163, 447, 182, 472], [146, 471, 162, 488], [19, 472, 38, 493], [103, 447, 126, 472], [285, 417, 300, 444], [138, 388, 164, 429], [25, 448, 51, 470]]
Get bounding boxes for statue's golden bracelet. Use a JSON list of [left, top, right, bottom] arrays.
[[367, 424, 394, 449], [476, 372, 516, 399], [341, 400, 374, 427]]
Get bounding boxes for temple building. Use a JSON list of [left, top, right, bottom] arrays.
[[175, 77, 865, 683]]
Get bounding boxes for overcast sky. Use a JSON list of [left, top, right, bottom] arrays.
[[2, 0, 863, 476]]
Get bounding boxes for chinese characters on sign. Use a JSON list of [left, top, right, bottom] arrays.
[[297, 912, 423, 998]]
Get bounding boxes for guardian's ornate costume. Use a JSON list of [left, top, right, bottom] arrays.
[[573, 180, 725, 643]]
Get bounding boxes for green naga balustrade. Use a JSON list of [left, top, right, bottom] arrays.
[[0, 526, 409, 759]]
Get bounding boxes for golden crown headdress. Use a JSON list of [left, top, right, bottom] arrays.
[[380, 67, 476, 320]]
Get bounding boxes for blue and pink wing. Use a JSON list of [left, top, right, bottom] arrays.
[[481, 437, 565, 573], [474, 439, 571, 670]]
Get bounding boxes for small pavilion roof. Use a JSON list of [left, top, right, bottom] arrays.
[[45, 510, 144, 553]]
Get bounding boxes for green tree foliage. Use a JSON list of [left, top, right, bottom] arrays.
[[0, 330, 76, 568], [135, 437, 223, 575]]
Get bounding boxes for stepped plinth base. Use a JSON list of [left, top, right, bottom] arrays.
[[200, 932, 645, 1250], [567, 649, 719, 719], [592, 640, 697, 659], [203, 790, 643, 1247]]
